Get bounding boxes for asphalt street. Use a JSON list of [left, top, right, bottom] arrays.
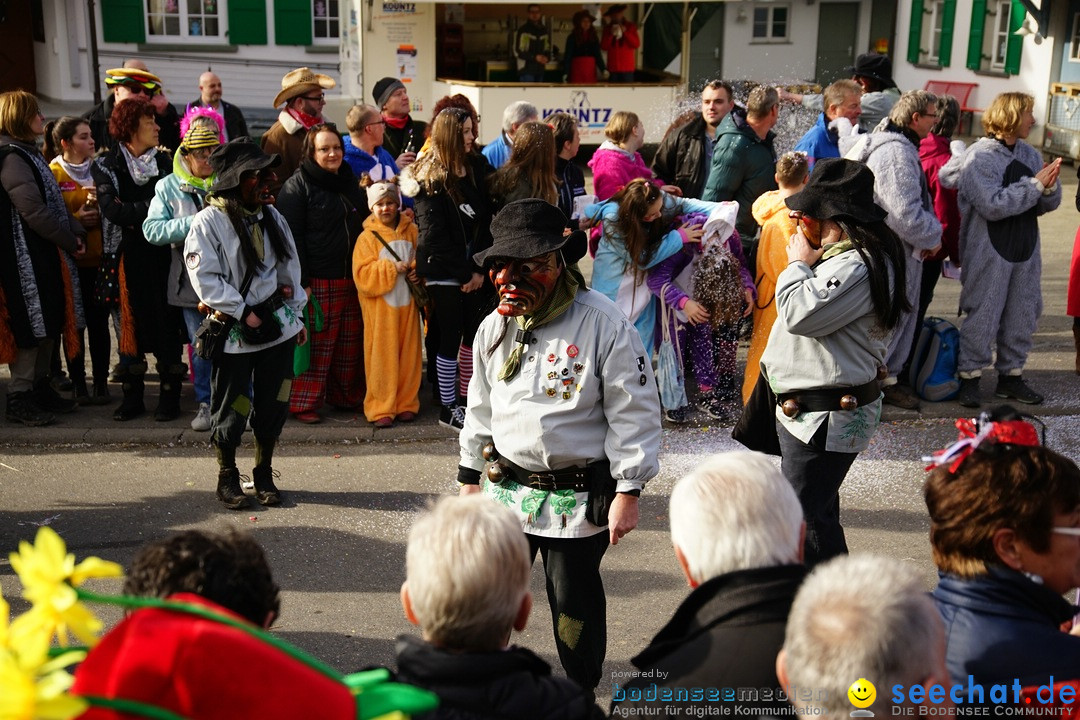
[[3, 165, 1080, 707]]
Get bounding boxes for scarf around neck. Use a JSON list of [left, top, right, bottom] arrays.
[[120, 144, 161, 186], [172, 151, 216, 192], [301, 156, 353, 192], [207, 196, 265, 262], [54, 156, 95, 187], [820, 235, 854, 262], [287, 107, 322, 130], [498, 264, 586, 381]]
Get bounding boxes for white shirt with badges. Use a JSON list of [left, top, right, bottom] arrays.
[[461, 287, 662, 539]]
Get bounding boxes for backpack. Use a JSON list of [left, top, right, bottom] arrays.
[[906, 316, 960, 402]]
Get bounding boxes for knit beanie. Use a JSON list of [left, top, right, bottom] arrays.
[[367, 181, 401, 209], [373, 77, 406, 110]]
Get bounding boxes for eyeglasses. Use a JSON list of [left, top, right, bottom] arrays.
[[187, 148, 213, 160], [1052, 527, 1080, 537], [301, 93, 326, 102], [125, 85, 159, 96], [922, 112, 938, 118], [365, 120, 386, 128]]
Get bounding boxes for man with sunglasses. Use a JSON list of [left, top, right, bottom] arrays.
[[84, 66, 181, 153], [261, 67, 336, 195]]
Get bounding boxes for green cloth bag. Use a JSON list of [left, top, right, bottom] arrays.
[[293, 295, 325, 376]]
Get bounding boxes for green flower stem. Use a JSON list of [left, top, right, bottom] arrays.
[[75, 589, 344, 681], [82, 695, 190, 720]]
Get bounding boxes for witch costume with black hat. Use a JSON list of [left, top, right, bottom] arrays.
[[184, 138, 308, 510], [755, 157, 908, 567], [458, 198, 662, 692]]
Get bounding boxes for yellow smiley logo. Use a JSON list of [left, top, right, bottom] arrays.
[[848, 678, 876, 709]]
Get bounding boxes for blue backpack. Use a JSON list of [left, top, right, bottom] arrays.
[[906, 316, 960, 402]]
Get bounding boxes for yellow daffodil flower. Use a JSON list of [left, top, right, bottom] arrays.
[[0, 644, 88, 720], [8, 527, 122, 648]]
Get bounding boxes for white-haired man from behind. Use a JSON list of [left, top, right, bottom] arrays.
[[395, 495, 603, 720], [481, 100, 539, 169], [777, 554, 949, 719], [613, 451, 806, 716]]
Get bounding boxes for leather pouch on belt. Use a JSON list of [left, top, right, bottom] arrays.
[[585, 463, 615, 526]]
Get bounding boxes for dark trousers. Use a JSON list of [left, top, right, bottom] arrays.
[[63, 266, 112, 384], [528, 531, 609, 690], [777, 420, 857, 567], [211, 339, 294, 451]]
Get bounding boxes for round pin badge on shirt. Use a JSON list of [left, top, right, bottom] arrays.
[[639, 374, 648, 386], [567, 345, 579, 358]]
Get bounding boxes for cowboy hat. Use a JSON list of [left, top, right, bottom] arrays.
[[273, 67, 336, 108]]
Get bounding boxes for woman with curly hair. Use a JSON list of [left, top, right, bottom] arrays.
[[489, 121, 557, 210], [403, 106, 494, 429], [92, 94, 183, 422]]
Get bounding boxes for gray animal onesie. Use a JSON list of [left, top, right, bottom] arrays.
[[953, 137, 1060, 375], [849, 121, 942, 380]]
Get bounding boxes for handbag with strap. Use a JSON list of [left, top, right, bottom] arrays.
[[370, 230, 430, 312], [656, 283, 688, 411], [732, 371, 781, 456], [193, 262, 257, 362]]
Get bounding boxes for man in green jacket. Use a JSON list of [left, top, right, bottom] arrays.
[[702, 86, 779, 275]]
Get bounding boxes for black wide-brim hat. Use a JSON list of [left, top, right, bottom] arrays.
[[209, 138, 281, 194], [845, 52, 895, 88], [474, 199, 588, 266], [785, 157, 887, 225]]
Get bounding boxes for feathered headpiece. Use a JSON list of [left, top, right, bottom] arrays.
[[180, 104, 226, 145]]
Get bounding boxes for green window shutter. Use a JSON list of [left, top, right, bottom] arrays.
[[939, 0, 957, 67], [1004, 0, 1025, 75], [229, 0, 268, 45], [907, 0, 925, 64], [967, 0, 987, 70], [275, 0, 312, 45], [100, 0, 146, 43]]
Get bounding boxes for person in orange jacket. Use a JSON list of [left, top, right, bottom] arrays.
[[600, 5, 639, 83]]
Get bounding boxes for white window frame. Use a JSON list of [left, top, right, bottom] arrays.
[[312, 0, 340, 45], [923, 0, 946, 64], [989, 0, 1012, 71], [750, 4, 790, 44], [145, 0, 226, 44], [1070, 12, 1080, 61]]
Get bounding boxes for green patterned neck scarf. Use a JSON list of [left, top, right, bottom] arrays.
[[498, 263, 585, 382], [820, 234, 854, 261]]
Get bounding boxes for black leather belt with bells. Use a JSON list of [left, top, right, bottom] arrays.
[[776, 380, 881, 418], [481, 443, 593, 491]]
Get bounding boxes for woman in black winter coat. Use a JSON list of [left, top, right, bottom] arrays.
[[276, 123, 367, 424], [403, 107, 494, 429], [91, 95, 183, 422]]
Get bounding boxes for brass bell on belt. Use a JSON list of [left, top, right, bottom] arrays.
[[839, 394, 858, 411], [482, 443, 498, 461], [486, 462, 506, 483], [781, 399, 800, 418]]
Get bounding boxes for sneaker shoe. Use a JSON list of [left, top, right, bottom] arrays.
[[191, 403, 212, 431], [697, 391, 731, 421], [439, 404, 466, 430], [663, 405, 692, 424], [88, 380, 111, 406], [373, 416, 394, 428], [51, 372, 73, 393], [957, 377, 981, 409], [882, 383, 921, 410], [293, 410, 322, 424], [6, 391, 55, 427], [995, 375, 1043, 405]]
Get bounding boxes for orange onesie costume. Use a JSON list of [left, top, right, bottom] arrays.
[[353, 212, 423, 423]]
